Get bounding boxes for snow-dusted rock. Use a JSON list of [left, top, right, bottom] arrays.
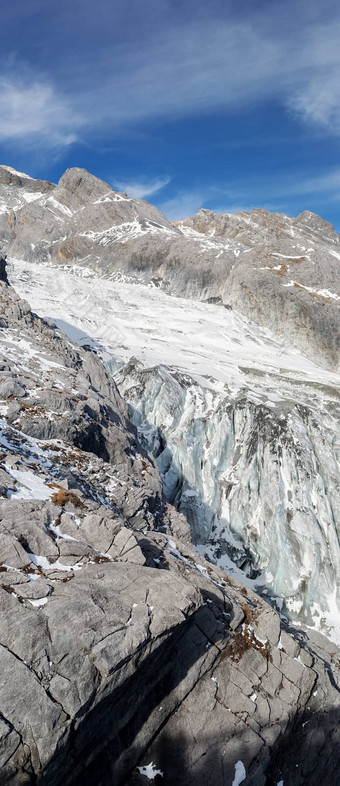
[[0, 259, 187, 537], [7, 250, 340, 644], [1, 167, 340, 369], [1, 174, 340, 783], [0, 265, 339, 785], [1, 484, 340, 786]]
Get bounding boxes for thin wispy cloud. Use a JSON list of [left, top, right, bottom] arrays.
[[77, 19, 281, 128], [112, 176, 171, 199], [157, 165, 340, 222], [158, 186, 254, 222], [230, 169, 340, 205], [158, 190, 208, 222], [0, 73, 81, 150], [284, 169, 340, 197], [2, 9, 340, 152], [71, 13, 340, 137]]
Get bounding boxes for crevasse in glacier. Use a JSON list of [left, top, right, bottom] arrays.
[[115, 358, 340, 638], [8, 257, 340, 643]]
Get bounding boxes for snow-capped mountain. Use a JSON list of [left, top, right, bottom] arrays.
[[2, 164, 340, 646], [1, 164, 340, 369], [2, 263, 339, 786]]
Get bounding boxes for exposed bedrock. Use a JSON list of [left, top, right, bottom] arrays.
[[1, 169, 340, 782], [0, 262, 339, 784], [7, 249, 340, 643], [1, 499, 340, 786], [1, 166, 340, 369]]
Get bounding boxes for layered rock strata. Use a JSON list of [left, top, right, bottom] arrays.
[[0, 264, 340, 785], [0, 165, 340, 368]]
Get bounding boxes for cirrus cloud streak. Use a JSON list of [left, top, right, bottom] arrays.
[[2, 6, 340, 152]]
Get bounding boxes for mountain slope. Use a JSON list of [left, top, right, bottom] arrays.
[[1, 166, 340, 369], [8, 255, 340, 647], [3, 262, 340, 786], [2, 164, 340, 641]]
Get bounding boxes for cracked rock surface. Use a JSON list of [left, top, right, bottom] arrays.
[[0, 261, 340, 785]]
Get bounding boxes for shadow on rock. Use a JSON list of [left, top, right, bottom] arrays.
[[137, 538, 170, 569], [124, 706, 340, 786], [39, 589, 232, 786]]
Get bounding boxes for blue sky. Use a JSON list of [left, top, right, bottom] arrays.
[[1, 0, 340, 227]]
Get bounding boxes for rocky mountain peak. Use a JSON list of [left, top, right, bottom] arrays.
[[0, 164, 340, 373], [295, 209, 337, 236], [1, 163, 340, 783], [57, 166, 112, 200], [0, 164, 34, 184], [0, 164, 55, 194]]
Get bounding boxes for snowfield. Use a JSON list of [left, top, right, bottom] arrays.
[[8, 257, 340, 645], [8, 258, 340, 396]]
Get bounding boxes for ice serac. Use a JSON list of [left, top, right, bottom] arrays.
[[115, 357, 340, 640], [8, 257, 340, 646], [1, 265, 340, 786], [2, 167, 340, 635]]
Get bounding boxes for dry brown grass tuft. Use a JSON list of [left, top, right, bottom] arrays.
[[219, 602, 272, 664], [51, 488, 85, 509]]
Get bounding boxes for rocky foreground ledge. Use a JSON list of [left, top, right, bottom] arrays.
[[0, 261, 340, 785]]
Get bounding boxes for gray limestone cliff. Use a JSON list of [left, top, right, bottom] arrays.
[[1, 164, 340, 784], [1, 166, 340, 370], [0, 265, 340, 786], [0, 262, 339, 785]]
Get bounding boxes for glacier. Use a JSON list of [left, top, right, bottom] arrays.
[[8, 256, 340, 644]]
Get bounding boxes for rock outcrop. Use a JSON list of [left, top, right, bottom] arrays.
[[0, 261, 340, 785], [8, 253, 340, 645], [0, 255, 191, 539], [1, 166, 340, 369]]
